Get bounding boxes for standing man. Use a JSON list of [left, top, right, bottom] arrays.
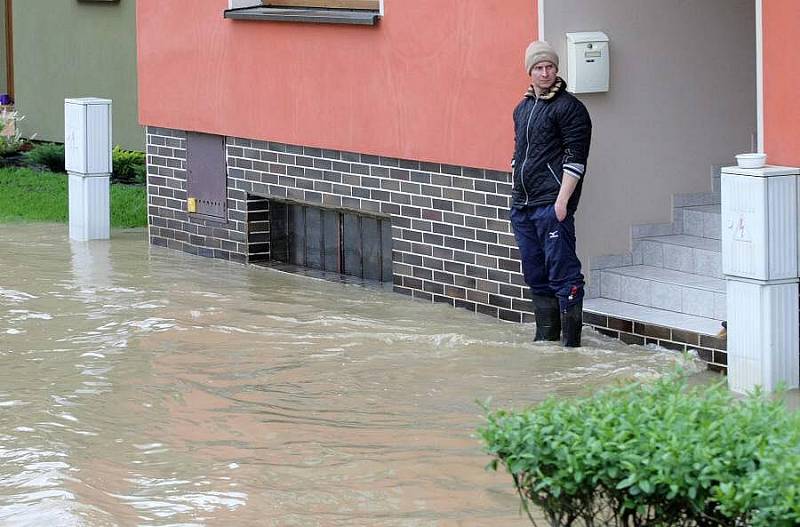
[[510, 41, 592, 347]]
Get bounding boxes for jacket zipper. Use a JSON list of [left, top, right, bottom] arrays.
[[517, 96, 537, 206], [547, 162, 562, 185]]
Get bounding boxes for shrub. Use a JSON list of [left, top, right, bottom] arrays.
[[112, 145, 146, 185], [24, 143, 66, 172], [479, 373, 800, 526]]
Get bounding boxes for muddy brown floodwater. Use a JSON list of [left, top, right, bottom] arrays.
[[0, 223, 711, 526]]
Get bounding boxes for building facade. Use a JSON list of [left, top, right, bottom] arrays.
[[138, 0, 797, 370]]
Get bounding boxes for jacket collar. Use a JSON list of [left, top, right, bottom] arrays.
[[525, 76, 565, 100]]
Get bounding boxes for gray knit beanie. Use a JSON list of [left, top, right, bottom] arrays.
[[525, 41, 559, 74]]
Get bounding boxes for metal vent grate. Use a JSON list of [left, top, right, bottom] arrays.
[[269, 201, 393, 282]]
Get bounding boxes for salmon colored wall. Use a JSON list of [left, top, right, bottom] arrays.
[[137, 1, 538, 171], [763, 0, 800, 166]]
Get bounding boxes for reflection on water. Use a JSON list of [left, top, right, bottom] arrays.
[[0, 223, 710, 526]]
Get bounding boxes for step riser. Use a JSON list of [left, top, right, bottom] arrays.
[[636, 240, 722, 278], [600, 270, 726, 320], [681, 208, 721, 239]]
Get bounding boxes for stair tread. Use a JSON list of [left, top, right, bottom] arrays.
[[602, 265, 726, 292], [585, 298, 723, 337], [640, 234, 721, 252]]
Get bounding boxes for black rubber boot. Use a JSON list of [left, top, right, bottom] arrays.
[[532, 295, 561, 341], [560, 300, 583, 348]]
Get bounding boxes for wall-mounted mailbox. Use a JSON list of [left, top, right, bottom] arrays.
[[566, 32, 609, 94]]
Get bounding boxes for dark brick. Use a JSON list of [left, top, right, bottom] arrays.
[[401, 182, 421, 194], [658, 340, 686, 352], [431, 246, 453, 260], [391, 192, 411, 205], [351, 163, 370, 175], [452, 176, 473, 189], [633, 322, 671, 340], [465, 241, 487, 255], [441, 164, 462, 176], [420, 184, 442, 197], [442, 212, 465, 225], [381, 202, 401, 215], [423, 281, 445, 294], [597, 328, 619, 339], [403, 277, 423, 289], [477, 304, 498, 318], [463, 191, 486, 204], [453, 250, 475, 264], [421, 209, 442, 222], [714, 350, 728, 366], [432, 223, 454, 236], [432, 199, 453, 211], [466, 265, 488, 279], [379, 156, 400, 167], [413, 267, 434, 280], [583, 311, 608, 327], [485, 169, 510, 182], [489, 294, 512, 309], [487, 194, 510, 207], [444, 237, 466, 250], [420, 162, 441, 173], [498, 258, 520, 272], [434, 271, 456, 284], [607, 317, 633, 333], [433, 295, 455, 307], [499, 309, 521, 322], [455, 299, 477, 312], [700, 334, 727, 351], [672, 329, 699, 346], [381, 179, 401, 191], [410, 171, 431, 184], [411, 195, 431, 208], [422, 257, 444, 270], [423, 233, 445, 246], [453, 202, 475, 215]]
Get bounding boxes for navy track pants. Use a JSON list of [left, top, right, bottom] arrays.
[[510, 205, 585, 312]]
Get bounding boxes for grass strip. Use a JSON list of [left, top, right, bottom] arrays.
[[0, 168, 146, 228]]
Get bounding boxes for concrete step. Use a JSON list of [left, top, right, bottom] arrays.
[[600, 265, 726, 320], [634, 234, 722, 278], [679, 204, 721, 239], [585, 297, 723, 337]]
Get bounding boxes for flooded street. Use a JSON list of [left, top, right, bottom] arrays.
[[0, 223, 706, 526]]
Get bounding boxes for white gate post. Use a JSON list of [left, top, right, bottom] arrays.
[[65, 98, 112, 241], [721, 164, 800, 393]]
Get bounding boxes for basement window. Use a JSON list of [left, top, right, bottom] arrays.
[[224, 0, 382, 26], [268, 201, 393, 283]]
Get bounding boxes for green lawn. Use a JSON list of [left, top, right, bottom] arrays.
[[0, 168, 147, 228]]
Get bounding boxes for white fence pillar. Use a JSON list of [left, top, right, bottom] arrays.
[[65, 98, 112, 241], [721, 165, 800, 393]]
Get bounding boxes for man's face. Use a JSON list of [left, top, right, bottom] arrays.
[[530, 61, 557, 91]]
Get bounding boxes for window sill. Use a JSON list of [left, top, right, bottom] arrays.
[[224, 6, 380, 25]]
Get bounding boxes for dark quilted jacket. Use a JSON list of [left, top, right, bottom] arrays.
[[511, 78, 592, 213]]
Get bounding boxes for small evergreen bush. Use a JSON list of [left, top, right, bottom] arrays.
[[112, 145, 146, 185], [479, 373, 800, 526], [24, 143, 66, 172]]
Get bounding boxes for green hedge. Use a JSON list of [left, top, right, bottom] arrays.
[[479, 373, 800, 526], [21, 143, 145, 185]]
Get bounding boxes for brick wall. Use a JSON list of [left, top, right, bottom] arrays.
[[146, 126, 535, 322]]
